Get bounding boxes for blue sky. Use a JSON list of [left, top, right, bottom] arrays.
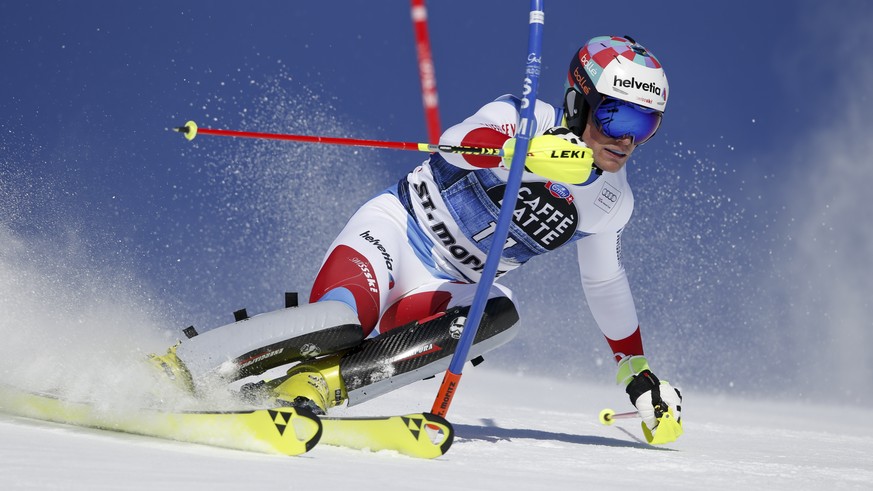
[[1, 2, 829, 164], [2, 1, 872, 403]]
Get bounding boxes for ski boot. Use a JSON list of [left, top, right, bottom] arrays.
[[147, 342, 195, 394], [270, 354, 347, 415]]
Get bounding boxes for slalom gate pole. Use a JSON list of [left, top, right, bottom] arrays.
[[174, 121, 501, 157], [410, 0, 442, 144], [430, 0, 545, 418]]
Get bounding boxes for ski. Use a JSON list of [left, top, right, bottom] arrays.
[[320, 412, 453, 459], [0, 384, 322, 456], [0, 384, 453, 458]]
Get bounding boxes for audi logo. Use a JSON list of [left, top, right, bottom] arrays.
[[600, 189, 618, 202]]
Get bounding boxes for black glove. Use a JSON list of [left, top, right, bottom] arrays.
[[626, 369, 682, 431], [617, 355, 683, 444]]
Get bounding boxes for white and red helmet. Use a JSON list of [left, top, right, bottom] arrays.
[[564, 35, 668, 144]]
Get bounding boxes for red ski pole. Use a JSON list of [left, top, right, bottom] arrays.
[[173, 121, 500, 157]]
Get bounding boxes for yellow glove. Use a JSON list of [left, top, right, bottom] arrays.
[[501, 128, 594, 184]]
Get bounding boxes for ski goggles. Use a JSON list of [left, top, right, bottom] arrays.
[[592, 96, 663, 145]]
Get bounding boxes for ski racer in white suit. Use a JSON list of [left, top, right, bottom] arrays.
[[152, 35, 682, 443]]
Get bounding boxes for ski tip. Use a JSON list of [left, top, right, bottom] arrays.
[[318, 412, 454, 459], [174, 120, 198, 141]]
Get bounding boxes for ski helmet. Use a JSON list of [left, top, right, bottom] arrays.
[[564, 35, 668, 144]]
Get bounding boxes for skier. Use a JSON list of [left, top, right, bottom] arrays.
[[152, 35, 682, 441]]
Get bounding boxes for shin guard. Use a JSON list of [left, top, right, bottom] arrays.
[[175, 300, 364, 381], [339, 296, 519, 406]]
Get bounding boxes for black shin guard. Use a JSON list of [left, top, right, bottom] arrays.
[[339, 296, 520, 406]]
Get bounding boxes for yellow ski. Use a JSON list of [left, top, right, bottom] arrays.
[[0, 384, 321, 456], [0, 384, 454, 458], [320, 412, 454, 459]]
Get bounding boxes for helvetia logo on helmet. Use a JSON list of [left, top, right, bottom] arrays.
[[613, 76, 661, 96]]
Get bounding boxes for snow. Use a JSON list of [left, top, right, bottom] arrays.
[[2, 370, 872, 490], [1, 4, 872, 488]]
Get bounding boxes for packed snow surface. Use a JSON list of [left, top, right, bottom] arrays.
[[2, 369, 871, 490]]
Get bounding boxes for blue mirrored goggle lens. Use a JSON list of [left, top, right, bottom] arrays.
[[593, 98, 662, 144]]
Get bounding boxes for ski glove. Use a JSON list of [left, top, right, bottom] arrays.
[[618, 355, 683, 444], [501, 127, 594, 185]]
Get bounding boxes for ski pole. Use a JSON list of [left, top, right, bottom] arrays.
[[173, 121, 501, 158], [598, 408, 639, 425], [173, 121, 592, 171], [431, 0, 545, 418]]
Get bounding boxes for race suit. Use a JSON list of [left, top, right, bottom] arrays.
[[310, 95, 645, 361]]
